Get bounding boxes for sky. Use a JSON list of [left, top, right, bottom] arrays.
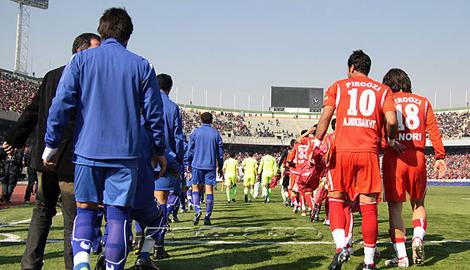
[[1, 0, 469, 110]]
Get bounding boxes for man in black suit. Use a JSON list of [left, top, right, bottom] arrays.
[[2, 33, 101, 270]]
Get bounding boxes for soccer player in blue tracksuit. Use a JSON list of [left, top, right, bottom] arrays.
[[130, 118, 178, 270], [152, 73, 185, 260], [42, 8, 167, 270], [185, 112, 224, 225]]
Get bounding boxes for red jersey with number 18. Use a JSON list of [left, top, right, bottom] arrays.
[[323, 76, 395, 153], [391, 91, 445, 158]]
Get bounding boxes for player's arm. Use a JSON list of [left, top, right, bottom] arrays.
[[382, 89, 402, 152], [185, 132, 196, 171], [216, 133, 224, 175], [425, 104, 447, 178], [315, 106, 335, 141], [173, 107, 185, 164], [43, 57, 80, 166], [4, 82, 41, 152]]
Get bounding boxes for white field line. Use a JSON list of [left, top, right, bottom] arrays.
[[1, 238, 469, 245], [0, 213, 62, 228]]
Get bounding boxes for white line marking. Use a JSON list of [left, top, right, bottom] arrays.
[[0, 233, 21, 242], [0, 213, 62, 228], [1, 239, 469, 244]]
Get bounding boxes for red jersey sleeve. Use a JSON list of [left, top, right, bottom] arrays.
[[425, 104, 446, 159], [381, 88, 396, 113], [323, 82, 338, 108], [286, 146, 297, 164]]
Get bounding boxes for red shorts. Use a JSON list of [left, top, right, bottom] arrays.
[[328, 152, 381, 200], [382, 149, 427, 202]]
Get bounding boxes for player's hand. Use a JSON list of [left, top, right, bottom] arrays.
[[42, 147, 58, 168], [152, 155, 167, 179], [388, 139, 406, 154], [434, 159, 447, 179], [2, 142, 17, 156]]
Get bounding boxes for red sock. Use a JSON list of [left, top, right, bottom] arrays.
[[298, 193, 304, 210], [325, 199, 330, 219], [344, 206, 353, 246], [304, 192, 314, 210], [329, 197, 346, 251], [359, 202, 378, 247]]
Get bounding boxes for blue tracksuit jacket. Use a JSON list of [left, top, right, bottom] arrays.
[[185, 124, 224, 171]]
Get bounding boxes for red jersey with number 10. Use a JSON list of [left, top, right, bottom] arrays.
[[324, 76, 395, 153], [391, 91, 445, 159]]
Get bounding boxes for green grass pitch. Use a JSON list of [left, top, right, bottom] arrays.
[[0, 186, 469, 269]]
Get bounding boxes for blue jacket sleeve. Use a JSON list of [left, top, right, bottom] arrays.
[[185, 131, 195, 169], [141, 63, 165, 156], [173, 107, 185, 164], [44, 56, 80, 148], [216, 133, 224, 170]]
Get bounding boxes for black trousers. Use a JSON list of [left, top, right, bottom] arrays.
[[24, 170, 38, 202], [1, 171, 20, 202], [21, 171, 76, 270]]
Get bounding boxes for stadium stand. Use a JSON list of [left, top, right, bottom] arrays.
[[0, 68, 40, 113], [0, 68, 468, 180]]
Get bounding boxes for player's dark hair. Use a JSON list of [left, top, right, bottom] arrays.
[[290, 139, 296, 147], [348, 50, 371, 75], [98, 8, 133, 43], [157, 73, 173, 92], [382, 68, 412, 93], [72, 33, 101, 54], [331, 118, 337, 131], [312, 124, 317, 135], [301, 129, 308, 135], [201, 112, 213, 124], [249, 151, 255, 157], [229, 152, 236, 158]]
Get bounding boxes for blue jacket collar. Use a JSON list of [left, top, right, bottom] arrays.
[[102, 38, 126, 47], [202, 123, 211, 127]]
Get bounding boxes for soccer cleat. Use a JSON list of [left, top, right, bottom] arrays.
[[244, 194, 248, 202], [293, 206, 298, 214], [135, 256, 160, 270], [385, 256, 409, 268], [362, 263, 377, 270], [328, 247, 350, 270], [204, 216, 212, 225], [323, 219, 330, 226], [94, 253, 105, 270], [92, 241, 103, 255], [152, 245, 170, 260], [193, 212, 202, 225], [301, 211, 307, 217], [172, 216, 180, 223], [133, 233, 143, 254], [412, 239, 425, 266], [232, 198, 236, 202]]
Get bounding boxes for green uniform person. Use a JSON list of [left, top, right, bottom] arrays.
[[241, 152, 258, 202], [258, 154, 278, 203], [223, 153, 239, 202]]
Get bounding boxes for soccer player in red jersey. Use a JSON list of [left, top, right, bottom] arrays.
[[314, 50, 399, 270], [382, 69, 447, 267]]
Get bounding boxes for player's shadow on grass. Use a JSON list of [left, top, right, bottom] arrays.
[[0, 242, 63, 265], [153, 245, 290, 270], [249, 255, 327, 270]]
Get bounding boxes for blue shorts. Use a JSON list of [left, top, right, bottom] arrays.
[[74, 164, 137, 207], [192, 168, 217, 186], [154, 173, 176, 191]]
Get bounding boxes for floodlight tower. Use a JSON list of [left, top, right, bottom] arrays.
[[10, 0, 49, 75]]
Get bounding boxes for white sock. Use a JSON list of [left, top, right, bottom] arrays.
[[364, 246, 376, 265], [331, 229, 346, 251]]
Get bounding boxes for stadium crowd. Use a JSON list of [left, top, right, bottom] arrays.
[[0, 70, 39, 113], [435, 111, 470, 139]]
